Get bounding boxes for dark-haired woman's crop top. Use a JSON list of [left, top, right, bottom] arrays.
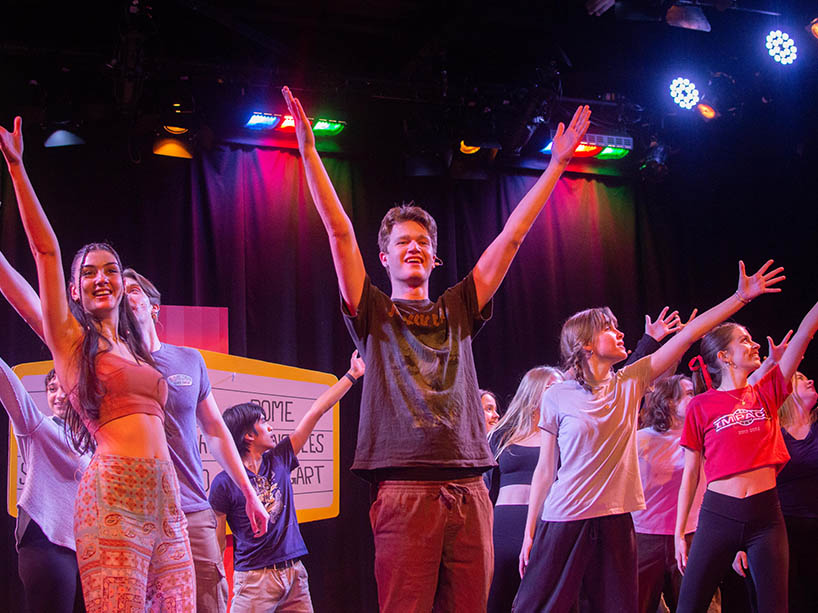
[[77, 352, 168, 436], [497, 444, 540, 487]]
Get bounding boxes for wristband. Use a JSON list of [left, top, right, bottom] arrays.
[[344, 372, 359, 384], [734, 290, 751, 304]]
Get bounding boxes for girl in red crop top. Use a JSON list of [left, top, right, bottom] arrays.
[[1, 117, 194, 611], [674, 296, 818, 613]]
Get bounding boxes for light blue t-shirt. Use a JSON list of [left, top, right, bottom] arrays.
[[0, 356, 90, 550], [153, 344, 212, 513]]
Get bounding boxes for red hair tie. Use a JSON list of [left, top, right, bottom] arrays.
[[688, 355, 713, 390]]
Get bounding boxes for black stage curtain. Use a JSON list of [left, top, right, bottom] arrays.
[[2, 130, 817, 611]]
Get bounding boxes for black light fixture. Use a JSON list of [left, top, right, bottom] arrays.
[[640, 139, 669, 183], [695, 72, 740, 122]]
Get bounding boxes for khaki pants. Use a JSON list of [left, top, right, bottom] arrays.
[[186, 508, 229, 613], [231, 560, 313, 613]]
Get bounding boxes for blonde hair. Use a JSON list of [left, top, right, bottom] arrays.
[[779, 372, 818, 429], [488, 366, 563, 460], [560, 307, 618, 392]]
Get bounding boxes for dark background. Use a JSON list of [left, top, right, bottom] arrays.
[[2, 1, 818, 611]]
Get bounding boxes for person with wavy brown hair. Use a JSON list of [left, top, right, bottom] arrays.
[[633, 375, 700, 613], [282, 85, 592, 612]]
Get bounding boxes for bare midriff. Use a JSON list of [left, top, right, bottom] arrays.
[[93, 413, 171, 460], [707, 465, 777, 498], [496, 484, 532, 506]]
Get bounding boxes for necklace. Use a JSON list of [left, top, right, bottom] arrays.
[[721, 387, 751, 406]]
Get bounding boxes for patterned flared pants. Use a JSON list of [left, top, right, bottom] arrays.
[[74, 454, 196, 612]]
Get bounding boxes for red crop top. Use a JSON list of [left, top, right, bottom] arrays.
[[680, 365, 792, 484], [74, 352, 168, 436]]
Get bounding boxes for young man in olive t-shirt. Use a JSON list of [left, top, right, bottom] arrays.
[[282, 85, 590, 612]]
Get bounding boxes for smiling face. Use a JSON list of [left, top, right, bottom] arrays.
[[719, 326, 761, 373], [46, 373, 69, 419], [481, 393, 499, 430], [70, 249, 123, 316], [379, 220, 435, 286]]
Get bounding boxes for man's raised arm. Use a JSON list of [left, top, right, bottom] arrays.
[[472, 105, 591, 310], [282, 87, 366, 314]]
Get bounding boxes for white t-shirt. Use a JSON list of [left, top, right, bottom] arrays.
[[539, 357, 653, 521], [632, 427, 704, 535]]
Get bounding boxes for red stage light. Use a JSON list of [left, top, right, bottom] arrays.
[[277, 115, 296, 131], [572, 144, 604, 158]]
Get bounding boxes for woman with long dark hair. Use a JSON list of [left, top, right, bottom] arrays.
[[514, 260, 783, 613], [0, 117, 195, 610], [675, 298, 818, 613]]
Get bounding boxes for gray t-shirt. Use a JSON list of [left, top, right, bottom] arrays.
[[0, 356, 89, 551], [539, 356, 653, 521], [343, 273, 495, 476], [153, 344, 212, 513]]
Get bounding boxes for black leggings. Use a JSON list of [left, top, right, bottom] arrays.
[[488, 504, 527, 613], [17, 520, 84, 613], [677, 488, 787, 613]]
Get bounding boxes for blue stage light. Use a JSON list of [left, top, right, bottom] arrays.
[[245, 112, 281, 129], [669, 77, 700, 110], [766, 30, 797, 65]]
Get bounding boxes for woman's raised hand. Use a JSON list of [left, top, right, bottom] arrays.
[[550, 105, 592, 165], [0, 116, 24, 166], [736, 259, 785, 302], [281, 86, 315, 152]]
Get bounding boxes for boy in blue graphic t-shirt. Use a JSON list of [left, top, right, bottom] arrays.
[[209, 351, 364, 612]]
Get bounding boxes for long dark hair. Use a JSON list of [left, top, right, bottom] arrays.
[[63, 243, 157, 454]]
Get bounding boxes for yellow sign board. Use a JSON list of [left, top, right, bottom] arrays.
[[7, 351, 340, 524]]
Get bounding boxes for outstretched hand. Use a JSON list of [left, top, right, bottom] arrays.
[[281, 86, 315, 152], [645, 307, 682, 342], [348, 349, 365, 379], [0, 116, 24, 166], [550, 105, 592, 165], [737, 259, 785, 302], [766, 330, 793, 363]]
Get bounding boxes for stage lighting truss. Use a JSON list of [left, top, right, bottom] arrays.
[[540, 131, 633, 160], [766, 30, 797, 65], [245, 112, 346, 135], [669, 78, 700, 110]]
